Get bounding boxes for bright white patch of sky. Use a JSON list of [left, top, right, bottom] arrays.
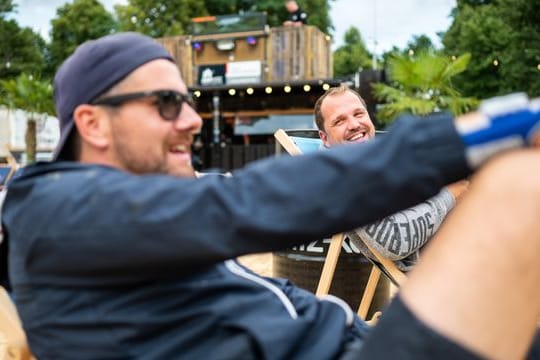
[[12, 0, 455, 55]]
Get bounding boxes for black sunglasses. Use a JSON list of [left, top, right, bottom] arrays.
[[92, 90, 195, 121]]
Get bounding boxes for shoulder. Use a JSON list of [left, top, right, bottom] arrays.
[[298, 8, 308, 17], [5, 162, 127, 205]]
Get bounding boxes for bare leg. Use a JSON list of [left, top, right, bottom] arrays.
[[401, 150, 540, 359]]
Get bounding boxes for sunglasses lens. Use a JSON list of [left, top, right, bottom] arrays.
[[158, 93, 181, 121]]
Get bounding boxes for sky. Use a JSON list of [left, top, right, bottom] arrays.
[[12, 0, 456, 55]]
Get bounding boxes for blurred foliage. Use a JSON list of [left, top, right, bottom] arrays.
[[0, 1, 46, 80], [372, 51, 478, 123], [116, 0, 333, 37], [0, 19, 46, 79], [442, 0, 540, 98], [0, 74, 55, 163], [116, 0, 207, 37], [333, 27, 372, 77], [48, 0, 117, 74], [0, 0, 14, 16]]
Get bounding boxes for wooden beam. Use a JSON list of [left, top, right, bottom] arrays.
[[198, 108, 313, 119]]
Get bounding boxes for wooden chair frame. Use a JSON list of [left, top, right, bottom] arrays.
[[274, 128, 406, 320], [0, 287, 34, 359]]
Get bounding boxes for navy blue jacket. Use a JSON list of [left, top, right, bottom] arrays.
[[2, 115, 469, 359]]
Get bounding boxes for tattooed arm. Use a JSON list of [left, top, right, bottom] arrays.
[[348, 189, 455, 262]]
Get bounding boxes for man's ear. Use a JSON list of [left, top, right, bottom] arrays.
[[72, 104, 110, 151], [318, 130, 330, 147]]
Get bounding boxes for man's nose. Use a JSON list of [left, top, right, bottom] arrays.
[[346, 115, 361, 129], [173, 103, 203, 132]]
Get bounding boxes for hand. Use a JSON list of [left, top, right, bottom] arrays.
[[454, 94, 540, 168], [532, 135, 540, 147], [446, 180, 469, 202]]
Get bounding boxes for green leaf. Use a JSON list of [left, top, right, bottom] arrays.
[[373, 50, 479, 123]]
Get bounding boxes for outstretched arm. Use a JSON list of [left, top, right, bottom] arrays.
[[5, 94, 538, 282]]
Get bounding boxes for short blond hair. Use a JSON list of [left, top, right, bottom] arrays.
[[313, 85, 367, 131]]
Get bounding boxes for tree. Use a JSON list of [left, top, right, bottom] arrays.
[[381, 34, 437, 68], [496, 0, 540, 96], [442, 2, 511, 98], [300, 0, 333, 34], [49, 0, 116, 73], [199, 0, 282, 27], [0, 20, 46, 79], [251, 0, 288, 28], [442, 0, 540, 98], [333, 27, 372, 77], [115, 0, 208, 37], [0, 0, 14, 15], [115, 0, 333, 38], [0, 1, 46, 80], [372, 51, 478, 123], [204, 0, 245, 16], [404, 35, 436, 56], [202, 0, 333, 34], [0, 74, 55, 163]]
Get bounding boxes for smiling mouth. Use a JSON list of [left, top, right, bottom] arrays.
[[169, 144, 190, 154], [347, 132, 367, 142]]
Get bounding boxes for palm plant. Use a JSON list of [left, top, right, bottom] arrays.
[[0, 73, 55, 163], [373, 51, 478, 123]]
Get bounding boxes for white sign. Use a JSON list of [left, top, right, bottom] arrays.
[[226, 60, 262, 85]]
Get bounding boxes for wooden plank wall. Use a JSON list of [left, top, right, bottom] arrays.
[[155, 36, 194, 86], [267, 26, 332, 82], [156, 25, 332, 86]]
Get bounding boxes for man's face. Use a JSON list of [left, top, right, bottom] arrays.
[[104, 59, 203, 177], [285, 1, 297, 12], [319, 90, 375, 147]]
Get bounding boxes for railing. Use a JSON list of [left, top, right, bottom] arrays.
[[198, 143, 275, 172]]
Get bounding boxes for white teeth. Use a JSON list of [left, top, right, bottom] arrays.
[[171, 145, 188, 152], [349, 132, 365, 141]]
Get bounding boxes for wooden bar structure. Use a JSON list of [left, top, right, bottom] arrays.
[[155, 18, 338, 172], [156, 25, 333, 87], [267, 26, 333, 82], [154, 36, 194, 87]]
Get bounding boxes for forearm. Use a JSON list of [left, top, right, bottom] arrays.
[[353, 189, 455, 260]]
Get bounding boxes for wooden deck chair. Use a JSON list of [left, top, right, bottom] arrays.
[[0, 150, 21, 191], [0, 166, 15, 190], [274, 128, 406, 320], [0, 287, 35, 360]]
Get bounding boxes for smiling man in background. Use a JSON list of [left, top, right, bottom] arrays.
[[315, 85, 468, 271]]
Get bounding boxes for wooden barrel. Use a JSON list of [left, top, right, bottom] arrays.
[[273, 236, 390, 320]]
